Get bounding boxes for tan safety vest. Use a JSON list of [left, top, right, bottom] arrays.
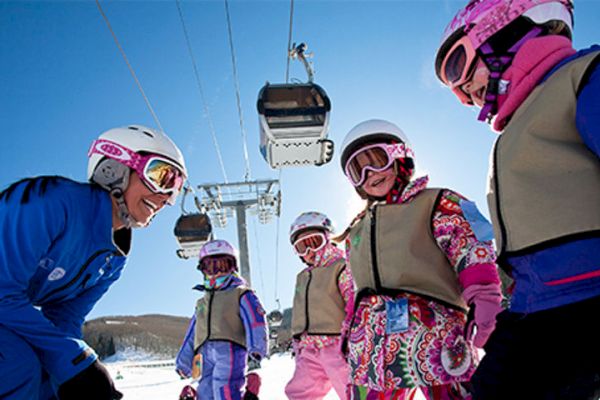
[[347, 188, 467, 310], [194, 286, 250, 350], [488, 51, 600, 257], [291, 259, 347, 337]]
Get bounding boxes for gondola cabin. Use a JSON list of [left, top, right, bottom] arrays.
[[257, 82, 333, 168], [174, 213, 213, 259]]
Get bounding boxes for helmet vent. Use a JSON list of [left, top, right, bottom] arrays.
[[142, 130, 154, 137]]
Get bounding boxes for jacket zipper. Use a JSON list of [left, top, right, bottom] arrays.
[[38, 249, 114, 303], [206, 291, 214, 339], [492, 138, 508, 259], [370, 206, 382, 290], [304, 271, 312, 333]]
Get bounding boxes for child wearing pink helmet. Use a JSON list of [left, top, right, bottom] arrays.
[[285, 212, 354, 400], [175, 239, 268, 400], [436, 0, 600, 398], [339, 119, 502, 400]]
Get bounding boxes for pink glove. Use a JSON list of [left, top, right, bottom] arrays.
[[246, 372, 261, 395], [462, 283, 503, 348]]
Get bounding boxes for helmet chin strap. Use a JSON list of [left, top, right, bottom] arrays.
[[110, 188, 140, 229], [92, 159, 141, 229]]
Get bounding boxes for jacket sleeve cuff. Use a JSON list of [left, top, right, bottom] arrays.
[[45, 339, 98, 385], [458, 263, 501, 290]]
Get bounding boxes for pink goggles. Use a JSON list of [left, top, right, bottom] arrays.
[[198, 255, 237, 276], [89, 139, 185, 205], [344, 142, 414, 187], [439, 35, 478, 105], [292, 232, 327, 257]]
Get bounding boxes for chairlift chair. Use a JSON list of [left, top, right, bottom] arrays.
[[174, 213, 213, 259]]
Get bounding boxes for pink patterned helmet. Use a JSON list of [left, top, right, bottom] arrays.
[[198, 239, 238, 269], [435, 0, 573, 121], [289, 212, 334, 243]]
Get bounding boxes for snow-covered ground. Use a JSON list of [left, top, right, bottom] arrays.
[[105, 352, 339, 400]]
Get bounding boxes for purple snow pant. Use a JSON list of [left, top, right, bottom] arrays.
[[197, 341, 247, 400], [285, 344, 351, 400]]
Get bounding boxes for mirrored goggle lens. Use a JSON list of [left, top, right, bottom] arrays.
[[347, 146, 391, 185], [144, 158, 184, 193], [444, 44, 467, 85], [293, 233, 325, 256], [199, 256, 236, 275]]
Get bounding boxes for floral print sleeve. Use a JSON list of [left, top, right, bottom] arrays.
[[338, 264, 355, 306], [432, 190, 498, 289], [338, 264, 355, 337]]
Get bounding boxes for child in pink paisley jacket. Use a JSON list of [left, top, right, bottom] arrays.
[[285, 212, 355, 400], [338, 119, 503, 400]]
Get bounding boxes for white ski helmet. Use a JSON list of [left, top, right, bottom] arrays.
[[88, 125, 187, 186], [198, 239, 239, 270], [339, 119, 414, 172], [87, 125, 187, 227], [289, 211, 334, 243]]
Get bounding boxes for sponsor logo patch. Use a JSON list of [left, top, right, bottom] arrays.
[[48, 267, 66, 281]]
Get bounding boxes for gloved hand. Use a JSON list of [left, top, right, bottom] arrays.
[[178, 384, 197, 400], [245, 372, 261, 395], [463, 283, 504, 348], [58, 360, 123, 400]]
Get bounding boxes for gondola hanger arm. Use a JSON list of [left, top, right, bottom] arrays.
[[289, 42, 314, 83]]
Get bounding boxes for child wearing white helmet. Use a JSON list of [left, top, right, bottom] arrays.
[[285, 212, 354, 400], [435, 0, 600, 398], [0, 125, 186, 400], [175, 239, 268, 400], [339, 119, 502, 399]]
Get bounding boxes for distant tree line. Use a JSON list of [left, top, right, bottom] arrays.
[[83, 315, 190, 359]]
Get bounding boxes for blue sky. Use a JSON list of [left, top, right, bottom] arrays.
[[2, 1, 598, 319]]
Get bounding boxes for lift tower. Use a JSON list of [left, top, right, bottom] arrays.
[[192, 179, 281, 285]]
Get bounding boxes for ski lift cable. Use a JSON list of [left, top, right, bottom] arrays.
[[223, 0, 252, 182], [285, 0, 295, 84], [175, 0, 229, 184], [95, 0, 163, 133], [251, 216, 267, 297], [273, 169, 282, 304]]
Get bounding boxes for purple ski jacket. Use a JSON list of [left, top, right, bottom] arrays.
[[175, 275, 268, 377]]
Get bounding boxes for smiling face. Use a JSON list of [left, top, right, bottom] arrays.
[[359, 166, 397, 199], [118, 171, 170, 228], [460, 58, 490, 108]]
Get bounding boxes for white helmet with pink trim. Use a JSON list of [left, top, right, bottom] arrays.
[[198, 239, 239, 267], [435, 0, 573, 121], [87, 125, 187, 228], [289, 212, 334, 243], [339, 119, 413, 170], [88, 125, 187, 185]]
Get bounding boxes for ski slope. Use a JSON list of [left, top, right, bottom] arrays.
[[105, 352, 339, 400]]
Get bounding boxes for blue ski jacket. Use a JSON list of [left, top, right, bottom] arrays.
[[508, 46, 600, 313], [0, 177, 130, 385]]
